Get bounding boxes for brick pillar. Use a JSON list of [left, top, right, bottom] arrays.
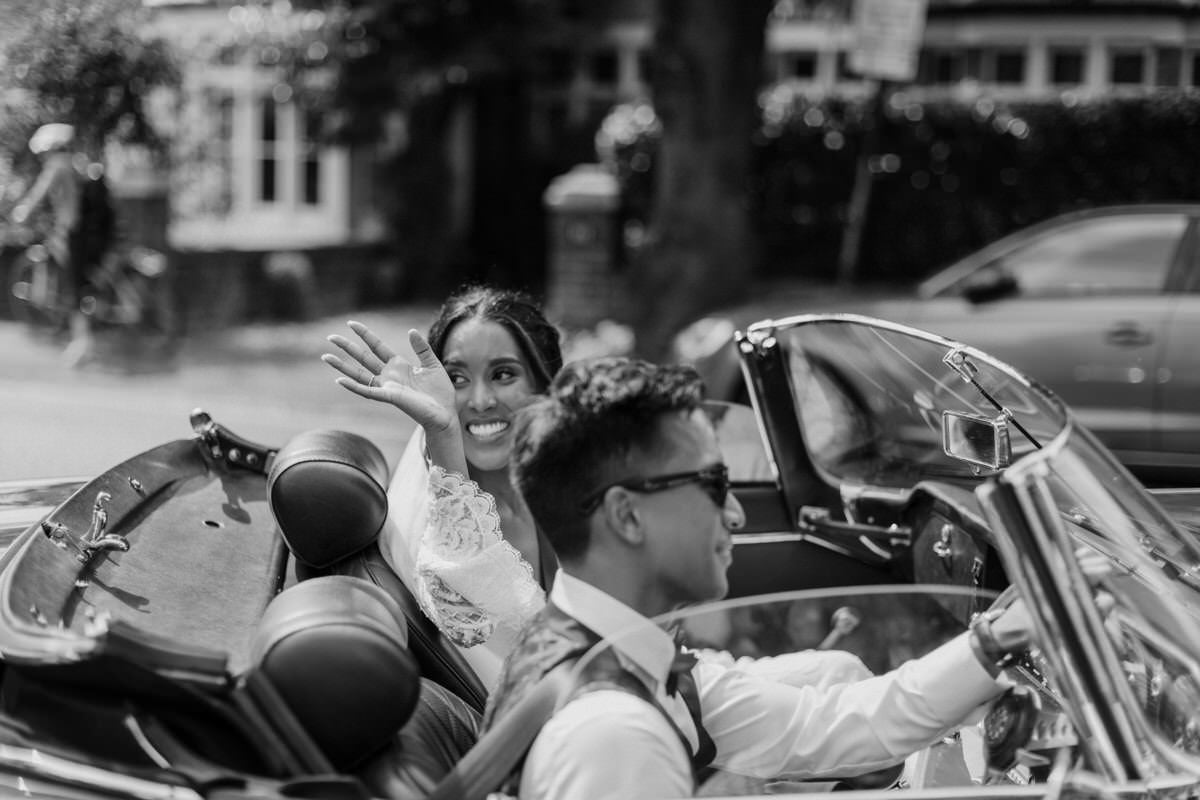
[[106, 143, 169, 251], [543, 164, 622, 329]]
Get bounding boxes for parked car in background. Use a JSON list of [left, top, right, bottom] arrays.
[[673, 204, 1200, 485]]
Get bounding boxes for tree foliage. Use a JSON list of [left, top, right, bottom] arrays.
[[261, 0, 600, 296], [1, 0, 179, 157], [278, 0, 585, 142]]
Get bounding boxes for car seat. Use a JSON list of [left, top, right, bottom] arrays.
[[247, 574, 481, 797], [266, 429, 488, 714], [247, 574, 422, 773]]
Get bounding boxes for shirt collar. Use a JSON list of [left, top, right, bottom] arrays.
[[548, 569, 677, 688]]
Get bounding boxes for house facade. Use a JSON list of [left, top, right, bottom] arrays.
[[563, 1, 1200, 108], [769, 1, 1200, 96], [141, 0, 392, 327]]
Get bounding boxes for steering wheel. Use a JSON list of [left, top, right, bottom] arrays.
[[984, 685, 1042, 774], [974, 585, 1079, 779], [880, 585, 1043, 790]]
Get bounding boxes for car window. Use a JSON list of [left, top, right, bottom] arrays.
[[704, 401, 776, 482], [786, 347, 877, 474], [996, 214, 1186, 295]]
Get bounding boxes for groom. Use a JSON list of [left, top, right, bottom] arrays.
[[483, 356, 1030, 799]]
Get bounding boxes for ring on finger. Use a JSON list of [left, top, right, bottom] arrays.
[[367, 374, 377, 388]]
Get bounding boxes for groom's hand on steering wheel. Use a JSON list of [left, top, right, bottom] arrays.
[[970, 590, 1033, 678]]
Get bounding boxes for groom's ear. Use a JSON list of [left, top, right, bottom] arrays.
[[602, 488, 645, 547]]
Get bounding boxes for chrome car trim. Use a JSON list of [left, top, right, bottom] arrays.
[[0, 744, 201, 799], [42, 491, 131, 564], [124, 715, 172, 769], [994, 425, 1200, 779], [0, 477, 86, 555], [731, 532, 808, 545], [980, 441, 1132, 781], [734, 333, 781, 485]]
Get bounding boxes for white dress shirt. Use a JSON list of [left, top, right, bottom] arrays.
[[519, 570, 1006, 800]]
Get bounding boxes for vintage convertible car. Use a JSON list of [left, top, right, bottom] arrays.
[[0, 313, 1199, 799]]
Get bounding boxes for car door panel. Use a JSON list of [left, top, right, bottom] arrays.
[[727, 532, 896, 597], [1157, 294, 1200, 470]]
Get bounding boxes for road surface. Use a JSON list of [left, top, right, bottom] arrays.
[[0, 308, 439, 481]]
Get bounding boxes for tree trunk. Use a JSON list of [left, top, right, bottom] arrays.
[[390, 94, 458, 301], [631, 0, 772, 363]]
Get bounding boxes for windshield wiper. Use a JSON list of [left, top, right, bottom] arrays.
[[943, 347, 1042, 451]]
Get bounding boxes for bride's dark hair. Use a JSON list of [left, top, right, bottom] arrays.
[[427, 285, 563, 392]]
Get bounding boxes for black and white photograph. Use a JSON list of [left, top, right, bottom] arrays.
[[2, 2, 1200, 798]]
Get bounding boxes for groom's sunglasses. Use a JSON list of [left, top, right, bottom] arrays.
[[578, 464, 731, 516]]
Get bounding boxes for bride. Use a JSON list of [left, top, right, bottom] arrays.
[[324, 286, 561, 688]]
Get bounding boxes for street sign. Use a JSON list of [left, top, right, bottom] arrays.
[[849, 0, 928, 82]]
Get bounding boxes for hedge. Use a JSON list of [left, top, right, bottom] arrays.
[[601, 84, 1200, 285]]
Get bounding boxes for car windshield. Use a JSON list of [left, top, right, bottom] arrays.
[[769, 315, 1200, 590], [766, 315, 1200, 770], [772, 315, 1064, 486]]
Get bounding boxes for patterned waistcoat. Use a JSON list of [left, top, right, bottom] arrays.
[[482, 601, 715, 792]]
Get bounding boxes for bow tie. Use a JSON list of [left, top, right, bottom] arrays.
[[664, 642, 698, 697], [661, 629, 717, 770]]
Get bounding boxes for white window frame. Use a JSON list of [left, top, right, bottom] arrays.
[[1107, 45, 1149, 88], [171, 65, 352, 251]]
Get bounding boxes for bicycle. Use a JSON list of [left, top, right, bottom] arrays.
[[7, 234, 179, 348]]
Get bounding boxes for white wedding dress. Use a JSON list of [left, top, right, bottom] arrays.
[[378, 431, 544, 689]]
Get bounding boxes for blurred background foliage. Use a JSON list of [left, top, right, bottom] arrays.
[[0, 0, 179, 158], [0, 0, 179, 225], [268, 0, 602, 299], [605, 84, 1200, 287]]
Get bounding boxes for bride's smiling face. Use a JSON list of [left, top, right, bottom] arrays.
[[442, 317, 541, 473]]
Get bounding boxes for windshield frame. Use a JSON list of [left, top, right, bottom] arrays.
[[985, 423, 1200, 780]]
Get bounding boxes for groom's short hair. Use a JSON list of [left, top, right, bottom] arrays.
[[509, 356, 704, 562]]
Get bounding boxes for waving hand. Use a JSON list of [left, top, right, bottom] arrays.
[[323, 322, 458, 435]]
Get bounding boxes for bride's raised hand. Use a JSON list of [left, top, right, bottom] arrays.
[[323, 322, 458, 434]]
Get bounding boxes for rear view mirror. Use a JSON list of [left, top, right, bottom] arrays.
[[942, 410, 1011, 470]]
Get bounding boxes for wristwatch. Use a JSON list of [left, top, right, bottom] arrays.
[[969, 609, 1022, 677]]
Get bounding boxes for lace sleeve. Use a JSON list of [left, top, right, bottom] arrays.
[[414, 466, 546, 647]]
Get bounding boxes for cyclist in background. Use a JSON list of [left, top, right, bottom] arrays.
[[12, 123, 114, 367]]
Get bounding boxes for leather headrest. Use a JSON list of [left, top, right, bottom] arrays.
[[250, 576, 420, 771], [268, 429, 389, 568]]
